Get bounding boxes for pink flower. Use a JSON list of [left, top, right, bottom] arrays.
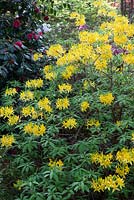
[[13, 19, 21, 28], [33, 33, 39, 40], [44, 16, 49, 21], [14, 41, 23, 48], [27, 33, 33, 40], [34, 7, 40, 13]]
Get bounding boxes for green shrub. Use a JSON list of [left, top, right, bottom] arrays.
[[0, 1, 134, 200]]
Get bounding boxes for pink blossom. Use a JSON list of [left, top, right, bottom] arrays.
[[13, 19, 21, 28], [14, 41, 23, 48]]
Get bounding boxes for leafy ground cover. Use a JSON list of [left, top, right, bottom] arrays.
[[0, 0, 134, 200]]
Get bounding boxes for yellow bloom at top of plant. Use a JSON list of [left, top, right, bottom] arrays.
[[13, 180, 23, 190], [122, 54, 134, 65], [0, 106, 14, 118], [23, 122, 46, 136], [92, 0, 103, 8], [45, 72, 56, 80], [38, 97, 52, 113], [25, 79, 43, 89], [48, 159, 64, 170], [115, 164, 130, 177], [56, 97, 70, 110], [1, 135, 15, 147], [79, 31, 99, 44], [99, 93, 114, 105], [58, 83, 72, 93], [80, 101, 90, 112], [21, 106, 43, 119], [33, 53, 43, 61], [62, 118, 77, 129], [20, 91, 34, 101], [95, 59, 107, 71], [70, 12, 80, 19], [62, 65, 76, 80], [46, 44, 65, 58], [90, 152, 113, 168], [8, 115, 19, 126], [75, 15, 86, 26], [131, 132, 134, 142], [91, 175, 124, 192], [5, 88, 17, 96], [116, 120, 122, 127], [116, 148, 134, 164], [86, 119, 100, 127], [43, 65, 53, 73]]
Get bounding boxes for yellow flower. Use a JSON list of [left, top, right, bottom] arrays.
[[90, 152, 113, 168], [13, 180, 23, 190], [116, 148, 134, 164], [131, 132, 134, 142], [43, 65, 53, 73], [0, 106, 14, 118], [45, 72, 56, 80], [20, 91, 34, 101], [70, 12, 80, 19], [80, 101, 90, 112], [23, 122, 46, 136], [122, 54, 134, 65], [33, 53, 43, 61], [99, 93, 114, 105], [56, 97, 70, 110], [25, 79, 43, 89], [116, 120, 122, 127], [1, 135, 15, 147], [48, 159, 64, 170], [91, 175, 124, 192], [75, 15, 86, 26], [46, 44, 65, 57], [95, 59, 107, 71], [115, 164, 130, 177], [38, 97, 52, 113], [5, 88, 17, 96], [62, 118, 77, 129], [86, 119, 100, 127], [8, 115, 19, 126], [58, 83, 72, 93]]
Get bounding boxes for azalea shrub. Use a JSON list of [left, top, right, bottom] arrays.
[[0, 1, 134, 200], [0, 0, 51, 87]]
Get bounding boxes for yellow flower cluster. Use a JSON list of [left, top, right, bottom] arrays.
[[21, 106, 43, 119], [90, 152, 113, 168], [62, 65, 76, 80], [33, 53, 43, 61], [115, 164, 130, 178], [23, 122, 46, 136], [0, 106, 14, 118], [91, 175, 124, 192], [56, 97, 70, 110], [20, 91, 34, 101], [62, 118, 77, 129], [80, 101, 90, 112], [48, 159, 64, 170], [122, 54, 134, 65], [8, 115, 19, 126], [99, 93, 114, 105], [43, 65, 56, 80], [70, 12, 86, 26], [25, 79, 43, 89], [58, 83, 72, 93], [46, 44, 65, 58], [5, 88, 17, 96], [38, 97, 52, 113], [116, 148, 134, 164], [86, 119, 100, 127], [1, 135, 15, 147]]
